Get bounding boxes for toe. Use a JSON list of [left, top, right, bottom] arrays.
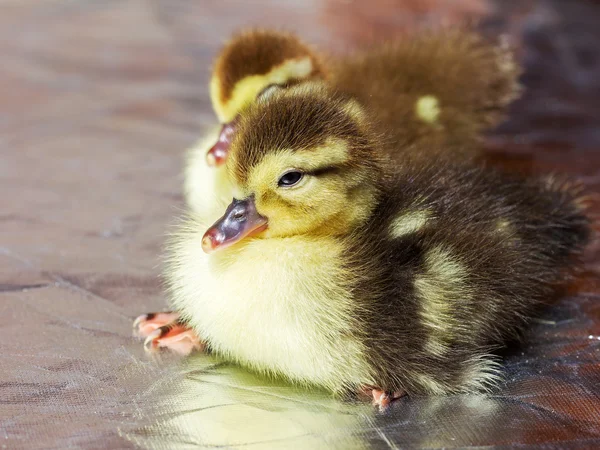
[[133, 311, 180, 338], [143, 328, 163, 353], [371, 389, 391, 409], [368, 388, 406, 410], [143, 323, 204, 356]]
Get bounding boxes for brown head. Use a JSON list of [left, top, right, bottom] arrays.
[[206, 29, 326, 167], [201, 83, 384, 253]]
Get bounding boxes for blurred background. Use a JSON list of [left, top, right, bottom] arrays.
[[1, 1, 599, 448]]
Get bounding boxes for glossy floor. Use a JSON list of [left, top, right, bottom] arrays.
[[1, 0, 599, 448]]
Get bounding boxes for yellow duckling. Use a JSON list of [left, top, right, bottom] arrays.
[[137, 84, 589, 408], [184, 28, 520, 215]]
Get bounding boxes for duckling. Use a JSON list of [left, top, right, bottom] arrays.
[[196, 27, 519, 173], [136, 84, 589, 407]]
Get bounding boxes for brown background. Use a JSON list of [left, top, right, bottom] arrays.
[[1, 0, 599, 449]]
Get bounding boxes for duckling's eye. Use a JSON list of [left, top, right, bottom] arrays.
[[278, 170, 304, 188]]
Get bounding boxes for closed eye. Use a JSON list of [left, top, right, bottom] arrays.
[[257, 84, 281, 100]]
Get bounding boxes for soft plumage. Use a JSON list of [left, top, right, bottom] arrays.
[[210, 29, 326, 125], [157, 84, 589, 406], [330, 28, 521, 160]]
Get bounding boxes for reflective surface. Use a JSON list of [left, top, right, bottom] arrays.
[[1, 0, 600, 448]]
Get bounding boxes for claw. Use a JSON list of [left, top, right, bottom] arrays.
[[133, 311, 180, 338], [141, 321, 204, 356], [133, 313, 151, 330], [143, 328, 163, 352]]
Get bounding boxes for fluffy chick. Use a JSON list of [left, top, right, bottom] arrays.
[[162, 84, 589, 405]]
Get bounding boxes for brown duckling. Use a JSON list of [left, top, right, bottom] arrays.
[[136, 83, 589, 408]]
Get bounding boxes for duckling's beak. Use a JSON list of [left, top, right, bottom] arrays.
[[202, 196, 268, 253], [206, 119, 237, 167]]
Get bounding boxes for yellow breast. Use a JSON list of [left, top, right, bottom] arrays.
[[166, 227, 374, 392]]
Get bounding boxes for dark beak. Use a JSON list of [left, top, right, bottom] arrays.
[[202, 196, 268, 253], [206, 119, 237, 167]]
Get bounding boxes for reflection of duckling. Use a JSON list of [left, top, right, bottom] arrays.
[[138, 84, 589, 407], [196, 27, 519, 173]]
